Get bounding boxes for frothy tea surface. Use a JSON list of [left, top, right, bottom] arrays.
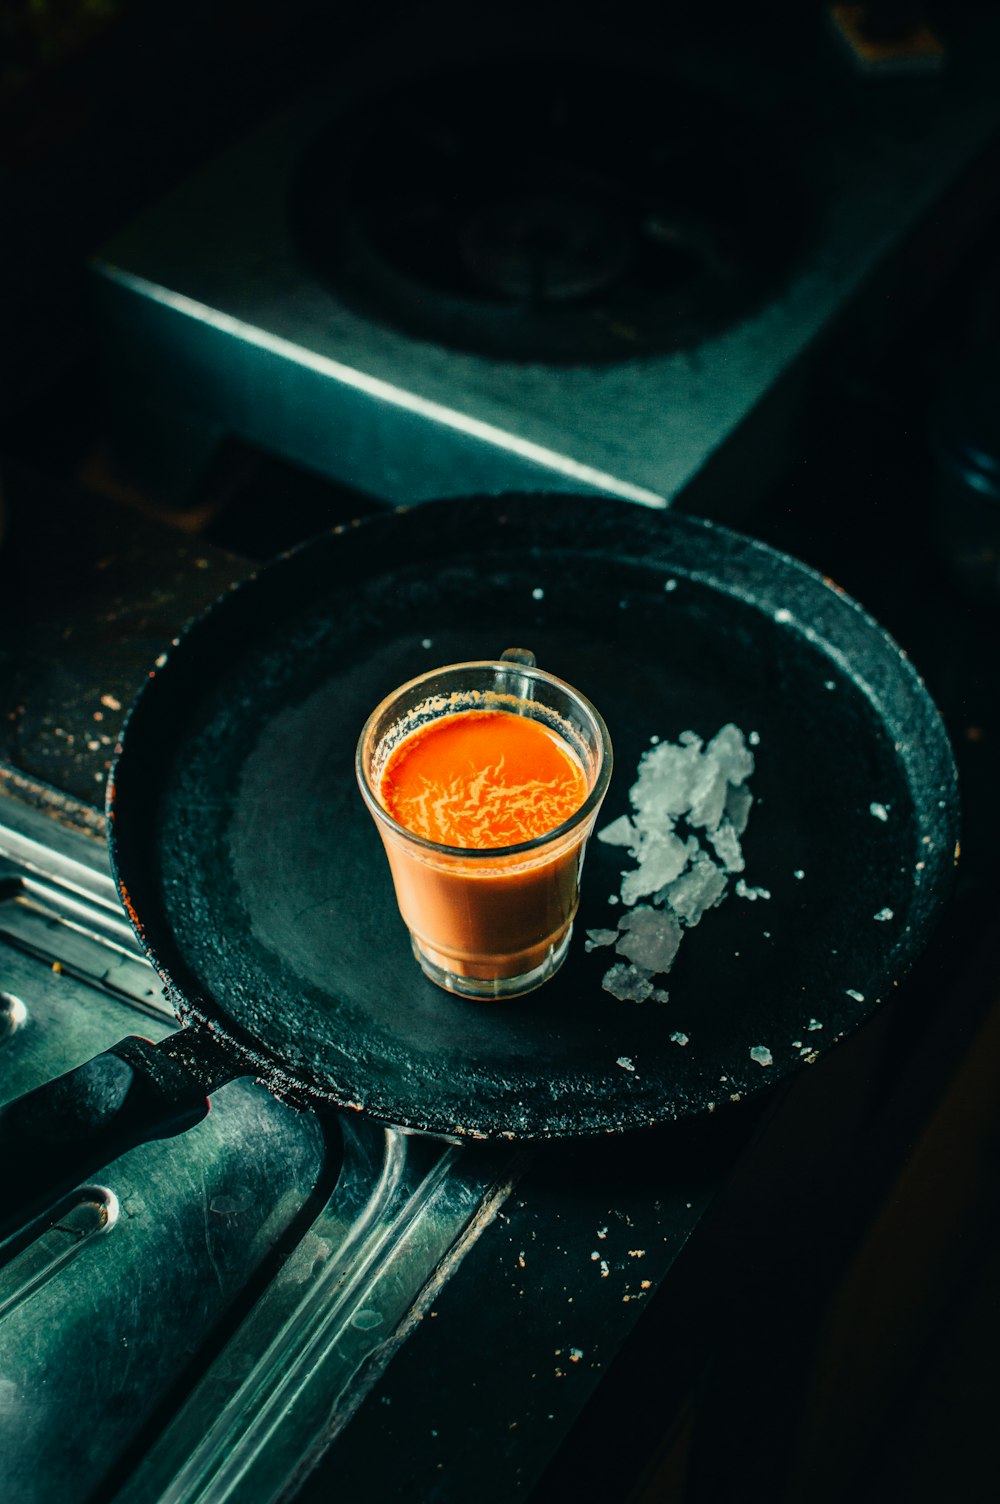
[[379, 709, 589, 848]]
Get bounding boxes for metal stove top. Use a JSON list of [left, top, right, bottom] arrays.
[[0, 797, 514, 1504], [90, 11, 1000, 513]]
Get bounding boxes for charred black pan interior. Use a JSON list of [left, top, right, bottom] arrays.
[[101, 493, 956, 1141]]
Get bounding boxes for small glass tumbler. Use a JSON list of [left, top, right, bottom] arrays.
[[356, 650, 613, 999]]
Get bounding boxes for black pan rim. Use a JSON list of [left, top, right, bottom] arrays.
[[105, 493, 960, 1141]]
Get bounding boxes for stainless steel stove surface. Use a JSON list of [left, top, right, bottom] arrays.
[[0, 799, 513, 1504], [90, 10, 1000, 513]]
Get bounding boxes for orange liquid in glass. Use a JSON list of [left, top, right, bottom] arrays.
[[377, 709, 591, 984], [380, 709, 588, 847]]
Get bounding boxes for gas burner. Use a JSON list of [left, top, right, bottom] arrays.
[[288, 58, 809, 363]]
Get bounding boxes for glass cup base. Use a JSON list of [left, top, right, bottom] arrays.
[[411, 925, 574, 1000]]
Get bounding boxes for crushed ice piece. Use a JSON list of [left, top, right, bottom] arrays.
[[793, 869, 805, 880], [870, 802, 889, 821], [661, 851, 728, 926], [616, 906, 682, 973], [807, 1018, 823, 1031], [874, 907, 894, 922], [651, 988, 670, 1004], [532, 587, 545, 600], [631, 739, 703, 818], [596, 721, 764, 999], [749, 730, 761, 746], [421, 638, 433, 649], [616, 1057, 636, 1072], [602, 963, 654, 1003], [824, 679, 836, 691], [670, 1032, 689, 1046], [792, 1040, 802, 1049], [750, 1045, 773, 1067], [725, 783, 753, 835], [664, 578, 678, 592], [688, 761, 729, 830], [845, 988, 865, 1002], [707, 820, 745, 873], [735, 878, 771, 901], [585, 929, 618, 951], [774, 608, 793, 623], [707, 724, 755, 786], [597, 814, 636, 849], [620, 829, 693, 904]]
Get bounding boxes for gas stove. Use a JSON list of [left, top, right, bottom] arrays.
[[0, 797, 513, 1504], [5, 7, 1000, 1501], [90, 8, 1000, 514]]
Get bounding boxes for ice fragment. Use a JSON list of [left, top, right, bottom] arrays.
[[602, 964, 655, 1003], [725, 783, 754, 835], [661, 851, 728, 926], [584, 929, 618, 951], [615, 907, 682, 972], [750, 1045, 773, 1067], [593, 721, 764, 998], [597, 814, 636, 848], [707, 820, 745, 873]]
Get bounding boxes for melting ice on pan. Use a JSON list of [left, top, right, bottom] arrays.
[[588, 725, 765, 1000]]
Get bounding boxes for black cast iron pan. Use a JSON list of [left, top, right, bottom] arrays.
[[0, 494, 958, 1239]]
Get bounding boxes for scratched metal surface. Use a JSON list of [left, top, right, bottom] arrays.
[[0, 851, 329, 1504]]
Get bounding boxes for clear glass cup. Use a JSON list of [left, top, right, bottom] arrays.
[[356, 650, 613, 999]]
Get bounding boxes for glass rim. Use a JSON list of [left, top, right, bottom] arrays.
[[355, 659, 613, 861]]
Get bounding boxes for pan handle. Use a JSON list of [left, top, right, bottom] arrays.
[[0, 1027, 247, 1246]]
